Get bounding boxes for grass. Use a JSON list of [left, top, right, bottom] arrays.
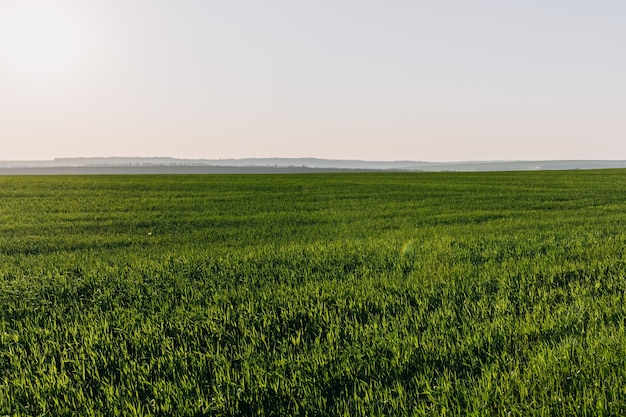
[[1, 170, 626, 416]]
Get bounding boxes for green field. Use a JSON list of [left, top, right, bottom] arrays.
[[1, 171, 626, 416]]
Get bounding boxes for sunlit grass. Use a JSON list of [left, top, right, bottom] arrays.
[[1, 171, 626, 415]]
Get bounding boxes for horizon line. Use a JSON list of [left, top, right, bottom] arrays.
[[3, 156, 626, 164]]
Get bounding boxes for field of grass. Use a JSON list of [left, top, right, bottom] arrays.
[[1, 170, 626, 416]]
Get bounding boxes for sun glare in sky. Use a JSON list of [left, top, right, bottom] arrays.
[[0, 1, 624, 162], [0, 3, 81, 79]]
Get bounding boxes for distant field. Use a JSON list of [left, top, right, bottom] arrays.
[[2, 171, 626, 416]]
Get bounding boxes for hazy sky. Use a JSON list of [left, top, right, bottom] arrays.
[[0, 1, 624, 161]]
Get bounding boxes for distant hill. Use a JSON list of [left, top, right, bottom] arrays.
[[1, 157, 625, 174]]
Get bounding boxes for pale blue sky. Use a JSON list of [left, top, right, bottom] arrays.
[[0, 0, 624, 161]]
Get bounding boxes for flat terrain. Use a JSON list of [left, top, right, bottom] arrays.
[[3, 157, 626, 174], [1, 171, 626, 416]]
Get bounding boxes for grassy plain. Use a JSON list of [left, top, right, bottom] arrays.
[[1, 170, 626, 416]]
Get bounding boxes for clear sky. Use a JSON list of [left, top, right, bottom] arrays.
[[0, 0, 624, 161]]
